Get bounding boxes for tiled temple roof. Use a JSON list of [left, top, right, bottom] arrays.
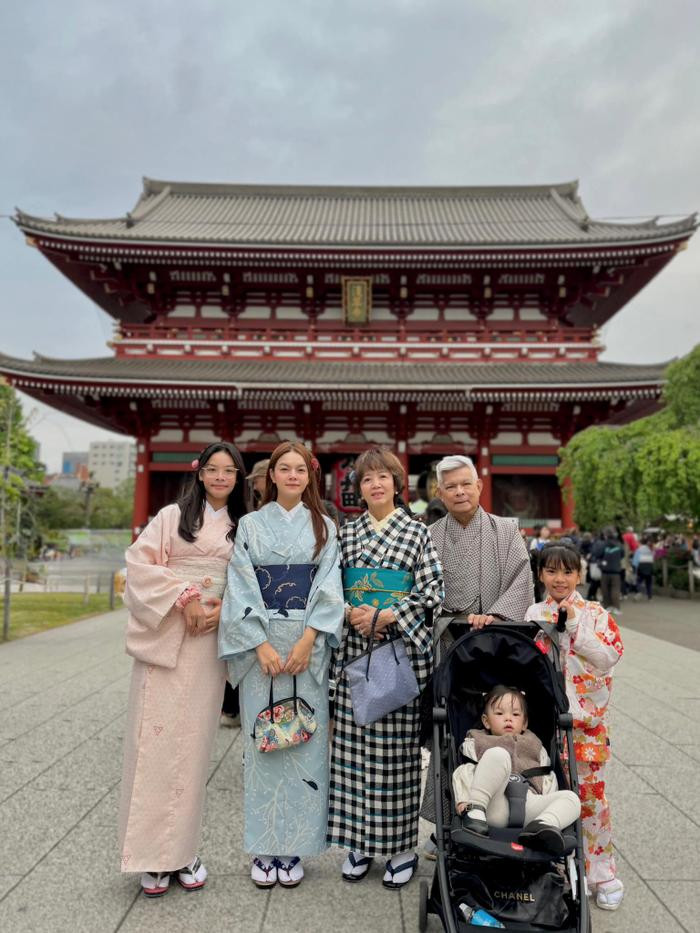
[[0, 352, 666, 392], [15, 179, 696, 248]]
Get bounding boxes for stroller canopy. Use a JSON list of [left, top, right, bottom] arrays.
[[434, 625, 569, 755]]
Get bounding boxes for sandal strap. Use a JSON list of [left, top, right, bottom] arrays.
[[348, 852, 372, 869], [276, 856, 300, 871], [179, 856, 201, 876], [253, 857, 275, 878], [385, 855, 418, 877]]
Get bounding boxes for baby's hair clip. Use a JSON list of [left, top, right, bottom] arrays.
[[191, 459, 200, 469]]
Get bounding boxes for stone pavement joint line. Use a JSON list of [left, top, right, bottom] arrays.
[[0, 599, 698, 933]]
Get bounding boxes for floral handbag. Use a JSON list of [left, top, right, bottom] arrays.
[[252, 677, 317, 753]]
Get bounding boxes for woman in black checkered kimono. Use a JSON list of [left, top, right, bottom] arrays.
[[327, 447, 443, 889]]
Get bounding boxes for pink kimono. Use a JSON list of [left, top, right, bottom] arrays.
[[118, 502, 231, 873]]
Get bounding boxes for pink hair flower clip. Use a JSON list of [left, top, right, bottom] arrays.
[[191, 459, 200, 470]]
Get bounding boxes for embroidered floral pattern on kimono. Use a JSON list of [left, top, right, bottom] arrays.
[[527, 593, 623, 763]]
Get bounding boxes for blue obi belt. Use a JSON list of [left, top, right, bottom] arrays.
[[343, 567, 414, 609], [254, 563, 317, 612]]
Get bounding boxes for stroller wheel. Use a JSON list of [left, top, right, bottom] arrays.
[[418, 879, 429, 932]]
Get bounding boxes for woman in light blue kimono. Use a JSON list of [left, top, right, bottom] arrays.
[[219, 441, 344, 890]]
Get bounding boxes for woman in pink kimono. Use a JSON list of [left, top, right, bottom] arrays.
[[119, 441, 247, 897]]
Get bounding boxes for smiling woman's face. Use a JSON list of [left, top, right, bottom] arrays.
[[359, 468, 395, 515], [271, 451, 309, 499]]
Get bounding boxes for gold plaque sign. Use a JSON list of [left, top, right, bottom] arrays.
[[342, 277, 372, 325]]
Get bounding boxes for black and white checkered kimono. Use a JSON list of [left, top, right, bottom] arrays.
[[327, 509, 443, 857]]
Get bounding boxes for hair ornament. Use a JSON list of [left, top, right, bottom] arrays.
[[191, 459, 200, 470]]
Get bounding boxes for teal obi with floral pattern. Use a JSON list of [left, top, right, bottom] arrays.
[[343, 567, 414, 609]]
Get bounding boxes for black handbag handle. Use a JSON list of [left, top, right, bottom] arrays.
[[364, 608, 382, 679], [364, 608, 403, 680]]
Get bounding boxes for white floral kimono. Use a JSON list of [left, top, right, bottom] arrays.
[[526, 593, 624, 884]]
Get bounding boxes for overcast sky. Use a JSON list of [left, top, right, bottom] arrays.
[[2, 0, 699, 470]]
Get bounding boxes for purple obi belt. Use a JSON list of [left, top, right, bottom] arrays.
[[254, 563, 317, 612]]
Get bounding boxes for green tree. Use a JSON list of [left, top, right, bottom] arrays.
[[89, 479, 134, 529], [0, 385, 44, 494], [664, 343, 700, 426], [1, 385, 45, 557], [34, 487, 85, 530], [558, 346, 700, 528]]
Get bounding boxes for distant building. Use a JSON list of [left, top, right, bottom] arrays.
[[88, 441, 136, 489], [44, 472, 83, 491], [62, 451, 88, 475]]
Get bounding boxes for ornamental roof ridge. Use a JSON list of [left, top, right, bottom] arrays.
[[141, 177, 583, 199]]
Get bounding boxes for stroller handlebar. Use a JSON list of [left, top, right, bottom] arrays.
[[440, 613, 562, 646]]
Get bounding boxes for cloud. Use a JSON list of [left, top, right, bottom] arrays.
[[2, 0, 699, 468]]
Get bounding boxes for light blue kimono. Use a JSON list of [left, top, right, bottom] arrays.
[[218, 502, 344, 857]]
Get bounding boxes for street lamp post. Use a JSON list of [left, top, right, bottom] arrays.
[[1, 391, 14, 641]]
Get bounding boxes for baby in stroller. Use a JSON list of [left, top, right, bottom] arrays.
[[452, 685, 580, 855]]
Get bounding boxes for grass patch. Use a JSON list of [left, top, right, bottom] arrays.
[[0, 593, 116, 641]]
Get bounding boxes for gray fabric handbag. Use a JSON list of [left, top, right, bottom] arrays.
[[343, 610, 420, 726]]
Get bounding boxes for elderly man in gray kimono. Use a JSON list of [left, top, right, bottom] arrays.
[[430, 454, 532, 628], [421, 453, 533, 853]]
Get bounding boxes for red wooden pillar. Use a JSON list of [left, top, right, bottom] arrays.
[[478, 441, 493, 513], [132, 435, 151, 539], [560, 475, 576, 530]]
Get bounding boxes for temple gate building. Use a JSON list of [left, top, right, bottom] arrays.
[[1, 179, 695, 532]]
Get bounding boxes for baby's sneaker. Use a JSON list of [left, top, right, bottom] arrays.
[[596, 878, 624, 911], [461, 805, 489, 836], [141, 871, 170, 897]]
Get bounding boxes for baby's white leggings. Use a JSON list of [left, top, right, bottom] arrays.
[[453, 746, 580, 829]]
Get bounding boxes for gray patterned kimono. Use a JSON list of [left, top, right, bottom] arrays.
[[421, 506, 533, 823], [430, 507, 532, 620], [218, 502, 344, 857], [327, 509, 443, 857]]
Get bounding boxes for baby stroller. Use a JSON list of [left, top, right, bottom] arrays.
[[419, 616, 591, 933]]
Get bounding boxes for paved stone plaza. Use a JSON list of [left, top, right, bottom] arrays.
[[0, 598, 698, 933]]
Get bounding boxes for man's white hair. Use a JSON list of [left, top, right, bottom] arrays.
[[436, 455, 478, 486]]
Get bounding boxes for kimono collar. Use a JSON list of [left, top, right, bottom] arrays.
[[357, 508, 413, 565], [368, 507, 400, 535], [270, 500, 306, 522], [205, 500, 229, 517], [543, 590, 586, 612]]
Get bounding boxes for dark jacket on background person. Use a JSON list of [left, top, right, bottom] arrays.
[[601, 539, 623, 575]]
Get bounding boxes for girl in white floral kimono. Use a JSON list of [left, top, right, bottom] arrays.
[[119, 442, 247, 898], [526, 541, 624, 912], [219, 442, 344, 890]]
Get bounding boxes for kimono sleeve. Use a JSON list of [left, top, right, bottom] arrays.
[[392, 523, 444, 655], [305, 519, 344, 648], [569, 604, 624, 673], [305, 519, 344, 684], [486, 524, 533, 621], [218, 516, 269, 683], [123, 506, 188, 631]]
